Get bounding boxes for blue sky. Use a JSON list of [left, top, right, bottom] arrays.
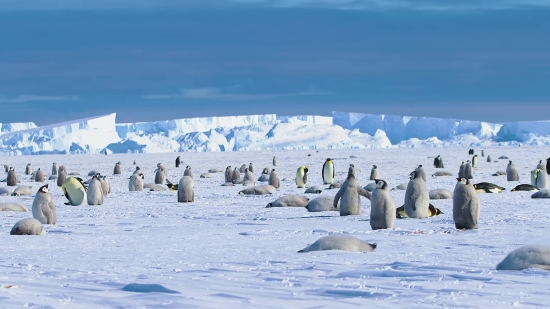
[[0, 1, 549, 125]]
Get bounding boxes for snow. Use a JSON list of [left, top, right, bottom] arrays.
[[1, 146, 549, 307]]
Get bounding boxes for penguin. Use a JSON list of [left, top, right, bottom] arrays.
[[496, 245, 550, 271], [429, 188, 453, 199], [433, 155, 444, 168], [363, 183, 377, 192], [7, 167, 17, 186], [175, 156, 181, 168], [208, 168, 222, 173], [370, 179, 396, 230], [177, 176, 194, 202], [257, 169, 270, 182], [32, 184, 56, 225], [305, 185, 323, 194], [546, 158, 550, 175], [58, 165, 66, 174], [481, 150, 485, 157], [225, 166, 232, 183], [532, 189, 550, 199], [239, 164, 247, 173], [57, 169, 67, 187], [487, 155, 492, 163], [101, 175, 110, 195], [269, 169, 280, 189], [322, 158, 334, 184], [62, 177, 87, 206], [154, 165, 166, 185], [133, 159, 137, 165], [200, 173, 211, 179], [306, 196, 339, 212], [492, 170, 507, 176], [238, 185, 277, 195], [87, 175, 104, 205], [396, 204, 443, 218], [232, 168, 242, 184], [432, 171, 453, 177], [248, 163, 254, 173], [473, 182, 505, 193], [348, 164, 357, 177], [273, 156, 277, 166], [129, 172, 144, 191], [34, 168, 44, 182], [298, 235, 376, 253], [10, 218, 46, 236], [537, 160, 546, 170], [52, 163, 57, 175], [11, 185, 33, 196], [266, 195, 309, 208], [4, 165, 9, 173], [369, 165, 378, 180], [507, 161, 519, 181], [0, 187, 14, 196], [295, 166, 308, 188], [334, 171, 370, 216], [404, 170, 429, 219], [113, 162, 122, 175], [453, 178, 481, 230], [465, 161, 474, 179], [511, 184, 539, 192], [133, 166, 141, 174], [243, 168, 255, 186], [0, 203, 29, 212], [472, 155, 478, 168], [184, 166, 194, 179], [415, 165, 427, 182], [25, 163, 32, 175], [165, 179, 178, 191], [534, 168, 549, 189]]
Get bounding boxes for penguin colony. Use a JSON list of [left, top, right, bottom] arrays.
[[3, 150, 550, 272]]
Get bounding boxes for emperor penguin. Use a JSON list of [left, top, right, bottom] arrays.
[[240, 164, 247, 173], [481, 150, 485, 157], [334, 169, 370, 216], [62, 177, 87, 206], [10, 218, 46, 236], [87, 175, 104, 205], [25, 163, 32, 175], [322, 158, 335, 184], [129, 172, 144, 191], [113, 162, 122, 175], [531, 169, 538, 186], [32, 184, 57, 225], [463, 161, 474, 179], [472, 155, 478, 168], [154, 165, 166, 184], [34, 168, 44, 182], [496, 245, 550, 271], [7, 167, 17, 186], [133, 166, 141, 174], [273, 156, 277, 166], [52, 163, 57, 175], [177, 176, 194, 202], [232, 168, 242, 184], [175, 156, 181, 168], [184, 166, 194, 179], [370, 179, 396, 230], [296, 166, 308, 188], [370, 165, 378, 180], [534, 169, 549, 189], [133, 159, 137, 165], [248, 163, 254, 173], [243, 168, 255, 186], [404, 171, 430, 219], [225, 166, 232, 183], [415, 165, 427, 182], [269, 169, 280, 189], [57, 169, 67, 187], [348, 164, 357, 177], [546, 158, 550, 175], [537, 160, 546, 170], [298, 235, 376, 253], [507, 161, 519, 181], [433, 155, 444, 168], [101, 175, 110, 195], [487, 155, 492, 163], [4, 165, 9, 173], [453, 178, 481, 230]]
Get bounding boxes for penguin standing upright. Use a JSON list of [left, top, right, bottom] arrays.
[[433, 155, 444, 168], [32, 184, 56, 225], [296, 166, 308, 188], [472, 155, 478, 168], [175, 156, 181, 168], [243, 168, 255, 186], [129, 172, 144, 191], [269, 169, 280, 189], [87, 175, 104, 205], [154, 165, 166, 185], [184, 166, 194, 179], [322, 159, 334, 184], [240, 164, 247, 173], [34, 168, 44, 182], [463, 161, 474, 179], [487, 155, 492, 163], [248, 163, 254, 173], [7, 167, 17, 186], [415, 165, 427, 182], [370, 165, 378, 180], [481, 150, 485, 157], [546, 158, 550, 175], [453, 178, 480, 230], [507, 161, 519, 181], [25, 164, 32, 175], [537, 160, 546, 170], [232, 168, 241, 184], [273, 156, 277, 166], [225, 166, 232, 183], [113, 162, 121, 175], [535, 169, 549, 189], [334, 167, 370, 216], [52, 163, 58, 175], [101, 175, 110, 195], [177, 176, 194, 202], [404, 171, 429, 219], [57, 168, 67, 187], [370, 179, 396, 230]]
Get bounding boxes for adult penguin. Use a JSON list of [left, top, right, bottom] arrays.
[[113, 162, 122, 175], [369, 165, 378, 180], [370, 179, 396, 230], [404, 170, 429, 219], [415, 165, 427, 182], [87, 175, 104, 205], [546, 158, 550, 175], [62, 177, 87, 206], [52, 163, 58, 175], [25, 163, 32, 175], [453, 178, 480, 230], [184, 166, 194, 179], [322, 158, 334, 184], [34, 168, 44, 182], [175, 156, 181, 168], [32, 184, 57, 225], [507, 160, 519, 181], [537, 160, 546, 170], [481, 150, 485, 157], [296, 166, 308, 188], [273, 156, 277, 166], [269, 169, 280, 189], [472, 155, 478, 169], [7, 167, 17, 186]]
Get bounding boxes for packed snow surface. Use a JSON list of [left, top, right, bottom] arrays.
[[1, 146, 549, 307]]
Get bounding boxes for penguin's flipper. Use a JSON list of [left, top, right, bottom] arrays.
[[166, 179, 173, 185], [303, 173, 307, 186]]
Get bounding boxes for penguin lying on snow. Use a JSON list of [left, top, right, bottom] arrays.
[[473, 182, 505, 193], [298, 235, 376, 253], [511, 184, 539, 192], [396, 204, 443, 218], [165, 179, 178, 191]]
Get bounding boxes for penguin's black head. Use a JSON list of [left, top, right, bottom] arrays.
[[92, 175, 99, 180], [350, 164, 354, 167], [186, 166, 190, 169], [39, 184, 49, 193], [409, 171, 416, 179], [375, 179, 388, 190], [418, 165, 423, 168], [304, 167, 309, 173], [9, 167, 14, 171], [373, 165, 377, 168]]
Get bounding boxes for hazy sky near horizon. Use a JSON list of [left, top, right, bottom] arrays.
[[0, 0, 549, 125]]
